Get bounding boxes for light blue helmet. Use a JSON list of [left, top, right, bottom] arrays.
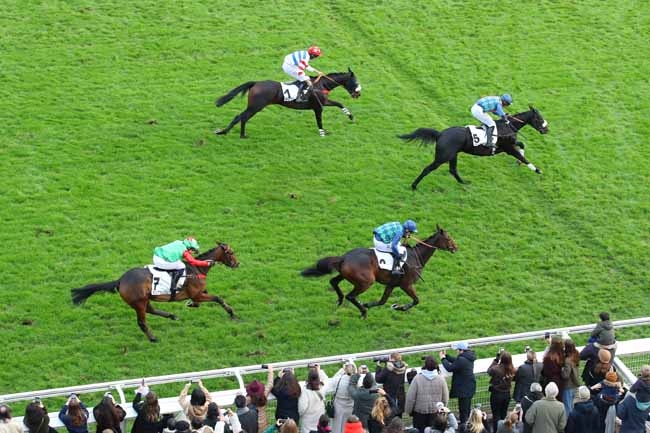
[[403, 220, 418, 233], [501, 94, 513, 105]]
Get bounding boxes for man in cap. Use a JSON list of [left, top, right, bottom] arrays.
[[440, 341, 476, 424]]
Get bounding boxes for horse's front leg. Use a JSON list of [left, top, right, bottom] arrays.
[[391, 284, 420, 311], [363, 286, 395, 309], [505, 145, 541, 174], [313, 107, 327, 136], [324, 98, 354, 122], [192, 291, 237, 319]]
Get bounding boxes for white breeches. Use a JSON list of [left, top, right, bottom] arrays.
[[282, 63, 309, 82], [152, 255, 185, 271], [373, 237, 394, 253], [471, 104, 496, 128]]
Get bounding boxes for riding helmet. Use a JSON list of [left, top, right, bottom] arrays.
[[308, 46, 321, 57], [183, 237, 200, 251], [501, 93, 513, 105], [403, 220, 418, 233]]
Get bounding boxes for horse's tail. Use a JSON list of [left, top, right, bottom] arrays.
[[71, 280, 119, 305], [301, 256, 343, 277], [398, 128, 441, 146], [215, 82, 256, 107]]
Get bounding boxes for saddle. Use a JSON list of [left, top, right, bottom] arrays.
[[147, 266, 187, 298], [467, 125, 498, 147], [373, 246, 407, 271]]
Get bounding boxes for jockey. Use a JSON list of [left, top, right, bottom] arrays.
[[282, 46, 322, 101], [373, 220, 418, 275], [153, 237, 213, 289], [471, 94, 512, 149]]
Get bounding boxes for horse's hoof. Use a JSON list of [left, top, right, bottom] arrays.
[[149, 337, 159, 343], [336, 298, 344, 307], [535, 168, 542, 174], [240, 135, 248, 139], [361, 312, 368, 320], [215, 129, 225, 135], [391, 303, 401, 310], [411, 183, 418, 191], [229, 314, 239, 321], [349, 115, 355, 122], [170, 314, 179, 321]]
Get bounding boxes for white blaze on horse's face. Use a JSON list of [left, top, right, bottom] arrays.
[[355, 84, 362, 92], [542, 120, 548, 128]]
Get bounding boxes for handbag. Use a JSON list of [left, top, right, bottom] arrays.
[[325, 376, 343, 418]]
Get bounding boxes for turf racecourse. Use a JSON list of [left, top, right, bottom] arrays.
[[1, 0, 649, 394]]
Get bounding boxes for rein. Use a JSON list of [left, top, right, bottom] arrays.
[[412, 236, 437, 249]]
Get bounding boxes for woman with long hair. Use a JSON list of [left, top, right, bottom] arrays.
[[179, 380, 213, 421], [495, 410, 522, 433], [23, 401, 53, 433], [459, 408, 488, 433], [562, 339, 581, 414], [93, 394, 126, 433], [270, 366, 302, 422], [368, 396, 397, 433], [298, 367, 328, 433], [488, 351, 516, 433], [247, 378, 271, 433], [542, 336, 565, 402], [59, 395, 89, 433], [132, 386, 165, 433]]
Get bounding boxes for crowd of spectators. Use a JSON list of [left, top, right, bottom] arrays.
[[3, 312, 649, 433]]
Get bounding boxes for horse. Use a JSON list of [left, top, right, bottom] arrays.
[[214, 69, 361, 138], [71, 243, 239, 342], [300, 226, 458, 319], [400, 105, 549, 189]]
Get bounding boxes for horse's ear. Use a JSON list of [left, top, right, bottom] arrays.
[[528, 104, 534, 110], [436, 224, 441, 232], [348, 66, 354, 75]]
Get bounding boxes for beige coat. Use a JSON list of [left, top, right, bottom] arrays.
[[179, 382, 213, 420]]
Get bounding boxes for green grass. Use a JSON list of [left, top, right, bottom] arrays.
[[1, 0, 649, 396]]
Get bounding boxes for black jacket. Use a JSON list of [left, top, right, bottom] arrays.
[[271, 379, 300, 423], [375, 361, 407, 416], [131, 393, 166, 433], [236, 407, 258, 433], [442, 351, 477, 399], [513, 360, 542, 402], [565, 400, 600, 433]]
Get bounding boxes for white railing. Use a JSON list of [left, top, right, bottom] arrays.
[[3, 318, 649, 431]]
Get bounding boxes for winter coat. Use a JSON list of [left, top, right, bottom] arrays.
[[441, 351, 477, 399], [617, 393, 650, 433], [524, 397, 566, 433], [179, 383, 213, 420], [514, 361, 542, 402], [375, 361, 407, 416], [58, 403, 89, 433], [271, 378, 300, 423], [236, 408, 258, 433], [93, 405, 127, 433], [561, 358, 580, 391], [325, 370, 354, 433], [404, 370, 449, 416], [131, 393, 165, 433], [590, 321, 616, 346], [521, 391, 543, 433], [579, 344, 614, 387], [542, 356, 565, 400], [496, 419, 523, 433], [298, 384, 327, 433], [565, 400, 600, 433], [630, 378, 650, 402], [0, 421, 23, 433], [367, 395, 398, 433], [488, 360, 514, 395], [342, 421, 364, 433], [348, 374, 379, 429]]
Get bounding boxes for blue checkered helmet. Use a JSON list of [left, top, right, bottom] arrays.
[[403, 220, 418, 233], [501, 94, 512, 105]]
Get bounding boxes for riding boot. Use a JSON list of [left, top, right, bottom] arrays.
[[298, 81, 312, 102], [391, 255, 404, 276], [169, 269, 183, 290], [485, 126, 496, 149]]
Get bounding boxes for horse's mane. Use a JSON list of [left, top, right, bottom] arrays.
[[196, 244, 221, 260]]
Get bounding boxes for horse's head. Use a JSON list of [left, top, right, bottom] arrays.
[[343, 67, 361, 99], [216, 242, 240, 268], [528, 105, 549, 134], [431, 224, 458, 253]]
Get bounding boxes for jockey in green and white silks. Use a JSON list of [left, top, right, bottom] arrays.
[[471, 94, 512, 149], [373, 220, 418, 275], [153, 237, 213, 288]]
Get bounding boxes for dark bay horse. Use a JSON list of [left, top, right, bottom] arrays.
[[301, 226, 458, 319], [400, 106, 549, 189], [71, 243, 239, 342], [214, 69, 361, 138]]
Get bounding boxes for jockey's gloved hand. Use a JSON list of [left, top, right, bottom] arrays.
[[206, 260, 215, 266]]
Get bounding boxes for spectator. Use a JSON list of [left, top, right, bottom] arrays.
[[204, 406, 241, 433], [589, 312, 616, 349], [235, 395, 258, 433], [0, 405, 22, 433], [375, 353, 408, 418], [24, 400, 54, 433], [495, 409, 523, 433], [348, 373, 381, 430], [580, 345, 614, 388], [561, 339, 581, 414], [342, 416, 363, 433], [203, 404, 222, 430], [175, 421, 191, 433], [298, 367, 329, 433], [248, 378, 271, 433], [309, 415, 330, 433], [440, 342, 476, 424], [591, 371, 623, 404], [263, 419, 299, 433], [405, 356, 449, 433], [132, 384, 166, 433], [270, 366, 302, 423], [618, 365, 650, 433], [488, 350, 516, 433], [459, 408, 488, 433], [93, 394, 127, 433], [513, 350, 542, 403], [163, 418, 177, 433], [191, 417, 214, 433], [542, 336, 565, 401], [565, 386, 599, 433], [424, 403, 457, 433], [325, 362, 356, 433], [59, 394, 89, 433], [180, 380, 213, 421], [368, 395, 398, 433], [521, 383, 543, 433], [524, 382, 566, 433]]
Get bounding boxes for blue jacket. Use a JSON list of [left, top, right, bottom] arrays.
[[565, 400, 600, 433], [477, 96, 507, 118], [617, 394, 650, 433], [59, 403, 89, 433], [373, 222, 404, 256]]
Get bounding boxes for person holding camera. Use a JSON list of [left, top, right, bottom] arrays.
[[495, 408, 523, 433], [58, 394, 89, 433], [324, 362, 356, 433], [270, 366, 302, 423], [374, 353, 407, 418], [348, 372, 382, 430], [488, 350, 516, 433], [513, 349, 542, 404], [0, 404, 22, 433], [203, 405, 242, 433], [404, 356, 449, 433], [132, 383, 169, 433], [424, 402, 458, 433], [298, 366, 329, 433], [179, 380, 213, 421], [263, 418, 299, 433], [24, 399, 55, 433], [440, 342, 476, 425], [93, 393, 127, 433], [246, 379, 272, 433], [458, 407, 489, 433]]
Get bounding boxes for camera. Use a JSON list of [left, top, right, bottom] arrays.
[[308, 363, 318, 369], [261, 364, 269, 369], [515, 403, 522, 412], [277, 419, 287, 426], [373, 355, 390, 363], [33, 397, 41, 403]]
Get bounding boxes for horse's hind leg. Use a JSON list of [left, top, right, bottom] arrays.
[[193, 292, 237, 320], [346, 284, 370, 319], [363, 286, 395, 309], [448, 156, 466, 184], [330, 275, 345, 306], [215, 113, 242, 135], [239, 106, 263, 138], [134, 304, 158, 343], [412, 160, 445, 190], [146, 302, 178, 321]]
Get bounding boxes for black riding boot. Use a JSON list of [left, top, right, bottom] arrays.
[[169, 269, 183, 290], [485, 126, 496, 149], [391, 254, 404, 276], [298, 81, 311, 101]]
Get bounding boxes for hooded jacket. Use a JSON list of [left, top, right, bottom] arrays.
[[404, 370, 449, 415], [348, 374, 379, 429], [590, 321, 616, 346], [375, 361, 407, 416], [442, 351, 477, 399], [617, 393, 650, 433], [565, 400, 600, 433]]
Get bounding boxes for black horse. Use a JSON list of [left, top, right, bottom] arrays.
[[214, 69, 361, 138], [400, 105, 549, 188]]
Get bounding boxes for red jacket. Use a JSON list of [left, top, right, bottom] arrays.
[[182, 250, 211, 267]]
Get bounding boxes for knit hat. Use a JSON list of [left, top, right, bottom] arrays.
[[598, 349, 612, 363], [246, 380, 264, 396], [605, 371, 618, 382]]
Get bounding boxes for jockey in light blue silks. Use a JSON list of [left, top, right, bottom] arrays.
[[373, 220, 418, 275], [471, 94, 512, 149], [282, 46, 322, 101]]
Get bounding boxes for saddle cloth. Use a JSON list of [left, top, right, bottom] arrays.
[[373, 246, 407, 271], [146, 266, 187, 295], [467, 125, 497, 147], [280, 82, 301, 102]]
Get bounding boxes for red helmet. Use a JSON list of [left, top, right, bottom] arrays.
[[308, 46, 321, 57]]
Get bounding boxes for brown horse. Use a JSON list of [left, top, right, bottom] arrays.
[[214, 69, 361, 138], [301, 226, 457, 318], [71, 243, 239, 342]]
